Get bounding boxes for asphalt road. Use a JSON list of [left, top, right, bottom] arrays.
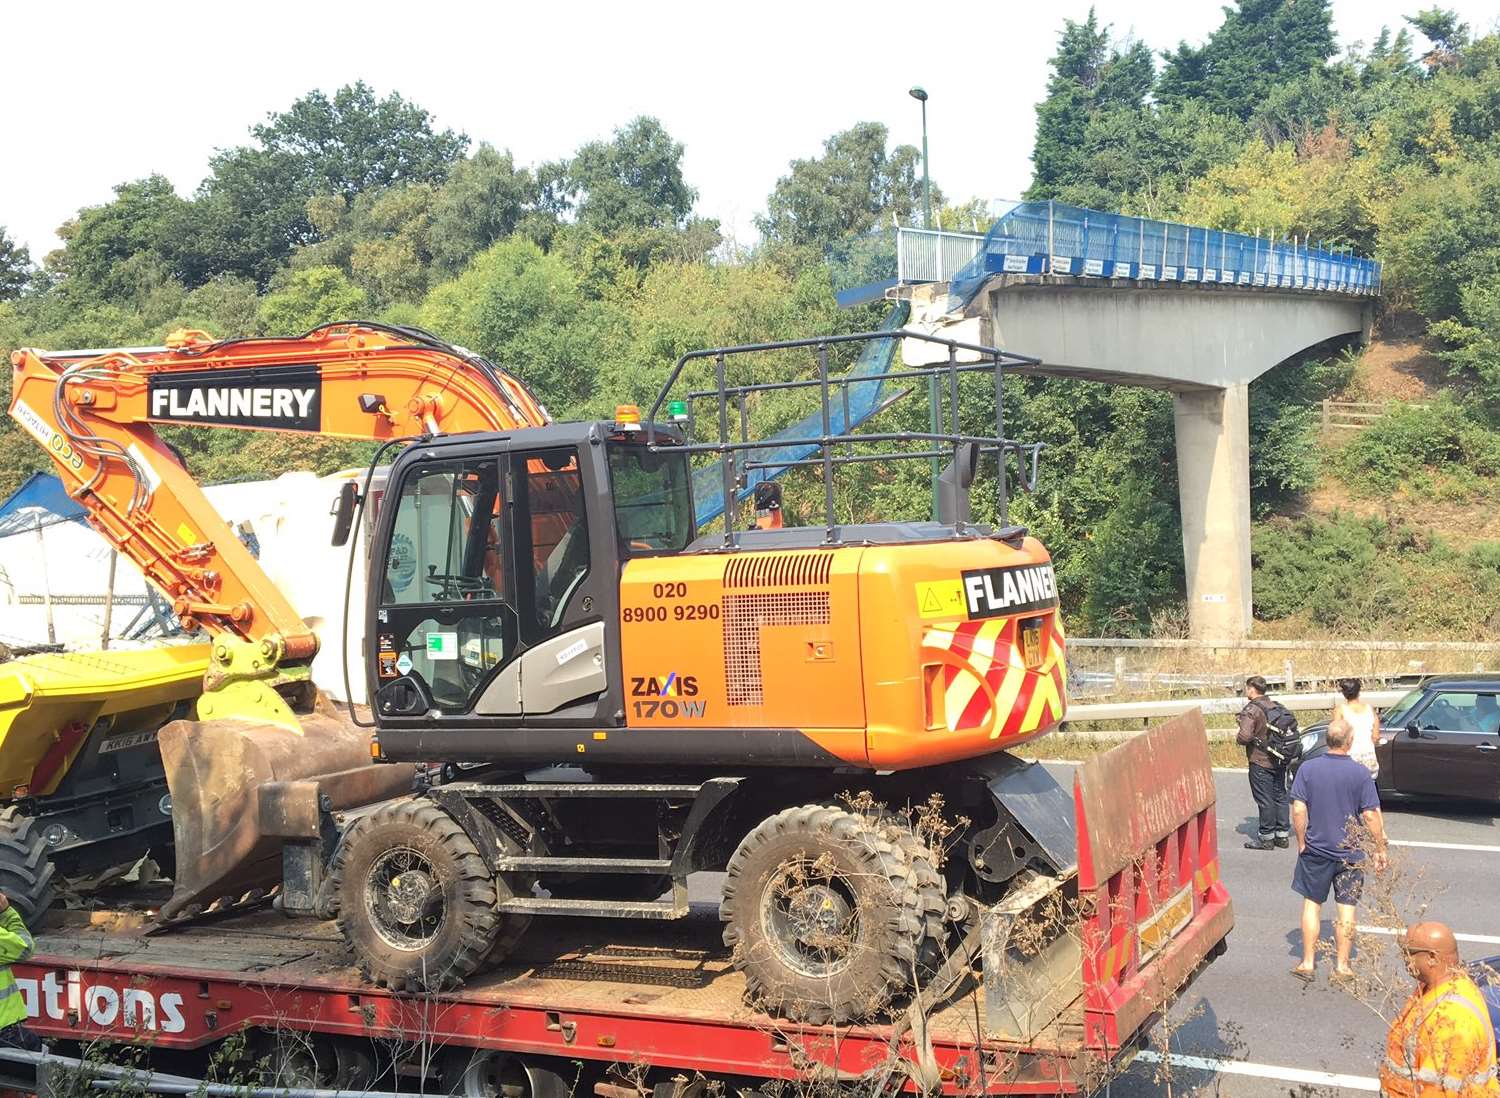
[[1036, 761, 1500, 1097]]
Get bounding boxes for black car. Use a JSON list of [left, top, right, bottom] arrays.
[[1292, 675, 1500, 802]]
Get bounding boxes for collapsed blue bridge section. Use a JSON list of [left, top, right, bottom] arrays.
[[948, 201, 1380, 309]]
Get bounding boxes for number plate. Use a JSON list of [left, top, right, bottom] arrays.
[[1021, 620, 1043, 669]]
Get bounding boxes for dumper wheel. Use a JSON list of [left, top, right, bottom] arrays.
[[337, 800, 499, 992], [0, 807, 57, 926], [721, 804, 926, 1024]]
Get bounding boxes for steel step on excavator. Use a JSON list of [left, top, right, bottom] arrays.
[[9, 321, 1087, 1027]]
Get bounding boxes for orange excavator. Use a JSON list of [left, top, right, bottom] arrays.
[[10, 321, 1077, 1025]]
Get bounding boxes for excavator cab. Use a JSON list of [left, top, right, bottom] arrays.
[[366, 425, 691, 739]]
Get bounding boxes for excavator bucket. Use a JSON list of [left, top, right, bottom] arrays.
[[156, 696, 414, 921]]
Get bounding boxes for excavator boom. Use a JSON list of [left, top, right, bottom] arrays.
[[7, 322, 549, 917], [11, 323, 546, 661]]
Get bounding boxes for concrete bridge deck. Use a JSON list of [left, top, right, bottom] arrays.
[[897, 270, 1374, 641]]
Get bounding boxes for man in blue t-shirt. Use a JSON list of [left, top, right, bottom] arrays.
[[1289, 717, 1387, 982]]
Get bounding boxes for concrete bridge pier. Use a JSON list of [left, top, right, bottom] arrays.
[[1172, 383, 1253, 639]]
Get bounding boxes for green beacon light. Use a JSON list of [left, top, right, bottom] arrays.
[[668, 399, 689, 422]]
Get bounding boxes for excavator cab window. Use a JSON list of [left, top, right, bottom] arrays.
[[607, 443, 693, 555], [377, 457, 517, 712]]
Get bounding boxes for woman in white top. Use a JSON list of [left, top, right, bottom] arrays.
[[1334, 677, 1380, 775]]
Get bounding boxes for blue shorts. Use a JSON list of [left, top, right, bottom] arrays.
[[1293, 851, 1364, 905]]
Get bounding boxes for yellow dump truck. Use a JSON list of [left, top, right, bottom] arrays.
[[0, 644, 208, 921]]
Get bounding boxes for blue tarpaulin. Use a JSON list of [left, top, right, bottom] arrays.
[[0, 472, 85, 538]]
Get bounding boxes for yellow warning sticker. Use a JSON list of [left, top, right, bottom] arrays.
[[916, 579, 966, 620]]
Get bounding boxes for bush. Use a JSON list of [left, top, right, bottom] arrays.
[[1249, 346, 1356, 511], [1253, 512, 1500, 636], [1332, 397, 1500, 495]]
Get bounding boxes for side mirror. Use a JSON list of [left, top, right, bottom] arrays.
[[1405, 722, 1421, 739], [330, 481, 360, 547]]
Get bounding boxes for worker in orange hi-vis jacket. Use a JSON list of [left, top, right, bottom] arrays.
[[1382, 921, 1499, 1098], [0, 891, 39, 1051]]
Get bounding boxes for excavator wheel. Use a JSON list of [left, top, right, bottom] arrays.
[[336, 800, 504, 992], [720, 804, 930, 1024], [876, 815, 951, 982], [0, 807, 57, 927]]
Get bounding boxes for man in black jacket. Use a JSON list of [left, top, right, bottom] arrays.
[[1237, 675, 1290, 850]]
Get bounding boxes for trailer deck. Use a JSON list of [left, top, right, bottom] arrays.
[[23, 902, 1115, 1094]]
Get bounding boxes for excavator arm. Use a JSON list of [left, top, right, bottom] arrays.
[[8, 322, 549, 919], [9, 322, 547, 722]]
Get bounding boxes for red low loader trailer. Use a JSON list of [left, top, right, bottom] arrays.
[[12, 715, 1231, 1096]]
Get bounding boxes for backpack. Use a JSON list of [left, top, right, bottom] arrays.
[[1255, 698, 1302, 764]]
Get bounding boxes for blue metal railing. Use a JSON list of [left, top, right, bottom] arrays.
[[911, 200, 1384, 308]]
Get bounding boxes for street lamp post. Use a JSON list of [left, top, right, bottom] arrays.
[[909, 86, 932, 229], [909, 86, 941, 513]]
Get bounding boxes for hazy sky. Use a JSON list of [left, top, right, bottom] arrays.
[[5, 0, 1497, 260]]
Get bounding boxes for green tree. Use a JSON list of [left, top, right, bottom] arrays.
[[420, 238, 622, 414], [1173, 131, 1382, 249], [1407, 7, 1470, 68], [190, 146, 318, 288], [1028, 10, 1169, 204], [1429, 284, 1500, 406], [0, 228, 31, 300], [429, 145, 541, 276], [1077, 477, 1183, 630], [554, 118, 717, 268], [52, 176, 194, 299], [757, 122, 935, 251], [1158, 0, 1337, 121], [565, 117, 697, 233], [252, 81, 468, 201], [163, 276, 261, 340], [257, 266, 367, 334], [348, 183, 438, 305], [185, 84, 466, 289], [1379, 152, 1500, 319], [1064, 100, 1245, 213]]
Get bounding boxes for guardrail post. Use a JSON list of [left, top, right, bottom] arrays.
[[1114, 655, 1126, 691], [1047, 200, 1055, 273], [1283, 658, 1295, 691]]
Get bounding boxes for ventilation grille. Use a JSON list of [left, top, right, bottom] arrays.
[[722, 592, 831, 707], [723, 552, 833, 589]]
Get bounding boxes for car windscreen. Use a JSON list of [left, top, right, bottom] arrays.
[[1380, 688, 1425, 729]]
